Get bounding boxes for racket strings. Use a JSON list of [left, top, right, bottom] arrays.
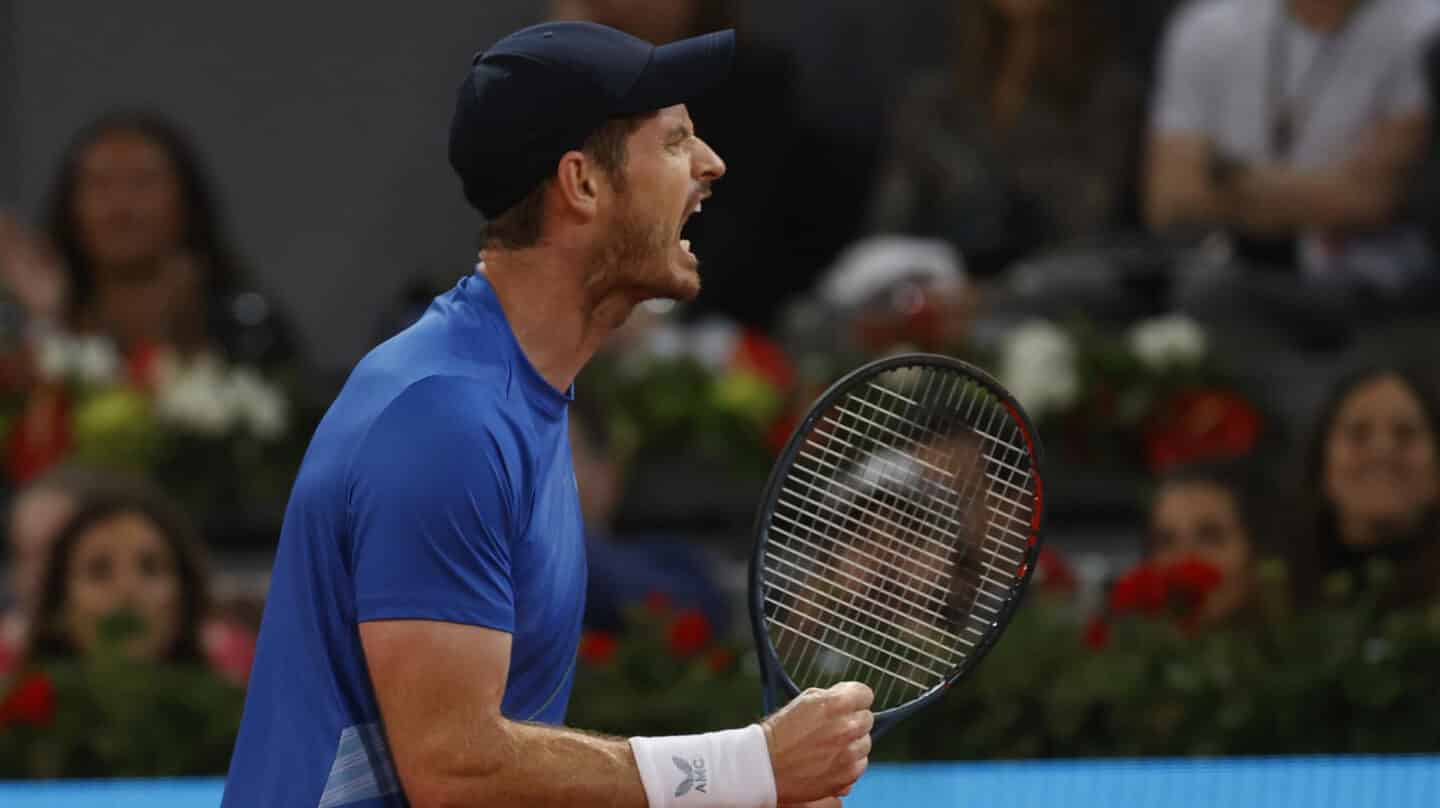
[[763, 365, 1038, 712]]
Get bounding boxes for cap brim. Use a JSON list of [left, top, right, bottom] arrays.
[[616, 29, 735, 115]]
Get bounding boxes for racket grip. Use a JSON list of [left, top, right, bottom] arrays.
[[869, 712, 902, 740]]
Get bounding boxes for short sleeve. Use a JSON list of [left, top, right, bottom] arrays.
[[1377, 7, 1440, 119], [1150, 3, 1220, 136], [349, 375, 519, 632]]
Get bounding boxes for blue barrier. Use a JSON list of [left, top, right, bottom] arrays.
[[3, 757, 1439, 807]]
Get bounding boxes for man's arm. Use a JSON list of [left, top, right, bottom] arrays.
[[1224, 112, 1430, 235], [361, 620, 646, 808], [362, 619, 872, 808], [1144, 131, 1228, 233], [1146, 112, 1428, 237]]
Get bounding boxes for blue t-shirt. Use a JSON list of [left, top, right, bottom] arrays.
[[222, 272, 587, 807]]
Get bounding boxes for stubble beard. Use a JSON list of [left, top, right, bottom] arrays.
[[586, 197, 699, 313]]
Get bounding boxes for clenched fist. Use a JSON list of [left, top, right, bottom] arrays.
[[762, 682, 873, 805]]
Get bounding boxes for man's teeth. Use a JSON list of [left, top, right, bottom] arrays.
[[681, 239, 692, 251]]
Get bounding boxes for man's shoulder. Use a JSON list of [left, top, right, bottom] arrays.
[[1165, 0, 1261, 49], [366, 373, 514, 444], [1375, 0, 1440, 47]]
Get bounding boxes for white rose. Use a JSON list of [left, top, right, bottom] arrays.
[[1000, 319, 1079, 417], [34, 333, 78, 382], [74, 337, 120, 386], [688, 319, 740, 372], [640, 323, 686, 361], [1128, 315, 1207, 371], [228, 369, 289, 441], [156, 355, 236, 436]]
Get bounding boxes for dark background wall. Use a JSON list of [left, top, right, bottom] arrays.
[[4, 0, 949, 371], [1, 0, 17, 208]]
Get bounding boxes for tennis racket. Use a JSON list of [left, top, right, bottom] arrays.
[[748, 353, 1046, 738]]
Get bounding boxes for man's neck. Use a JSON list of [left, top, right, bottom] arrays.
[[480, 248, 632, 394], [1288, 0, 1365, 33]]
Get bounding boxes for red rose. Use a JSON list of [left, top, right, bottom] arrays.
[[0, 671, 56, 726], [766, 407, 801, 456], [1165, 557, 1223, 601], [203, 618, 258, 686], [6, 384, 72, 483], [1082, 616, 1111, 651], [1109, 564, 1168, 615], [732, 330, 795, 391], [125, 340, 166, 390], [1036, 548, 1078, 594], [644, 591, 673, 616], [705, 647, 735, 674], [1144, 388, 1262, 473], [1163, 557, 1225, 627], [578, 631, 619, 667], [667, 610, 714, 658]]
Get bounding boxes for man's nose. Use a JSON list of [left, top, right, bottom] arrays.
[[694, 136, 726, 183]]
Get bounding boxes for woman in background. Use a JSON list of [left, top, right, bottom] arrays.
[[18, 476, 254, 682], [0, 466, 114, 666], [1288, 365, 1440, 609], [0, 110, 295, 368], [868, 0, 1143, 277], [25, 481, 211, 665], [1145, 461, 1265, 627]]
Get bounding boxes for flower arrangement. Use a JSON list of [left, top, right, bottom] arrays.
[[0, 333, 307, 525], [582, 321, 799, 478], [997, 315, 1263, 472], [565, 593, 764, 737], [0, 612, 245, 778], [566, 558, 1440, 761]]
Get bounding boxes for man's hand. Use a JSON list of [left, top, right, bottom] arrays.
[[763, 682, 874, 805]]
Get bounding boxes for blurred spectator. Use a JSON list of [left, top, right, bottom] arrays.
[[549, 1, 824, 330], [0, 110, 296, 368], [16, 475, 254, 682], [1146, 461, 1263, 626], [1408, 29, 1440, 256], [1147, 0, 1440, 345], [1, 466, 114, 658], [569, 395, 731, 635], [868, 0, 1144, 277], [25, 482, 210, 664], [1288, 365, 1440, 609], [785, 236, 977, 356]]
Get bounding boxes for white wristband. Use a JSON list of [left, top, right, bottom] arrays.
[[629, 724, 777, 808]]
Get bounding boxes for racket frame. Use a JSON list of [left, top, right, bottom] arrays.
[[747, 352, 1048, 737]]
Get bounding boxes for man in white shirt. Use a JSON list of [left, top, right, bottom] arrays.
[[1146, 0, 1440, 342]]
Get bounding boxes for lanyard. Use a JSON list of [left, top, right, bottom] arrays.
[[1266, 0, 1369, 159]]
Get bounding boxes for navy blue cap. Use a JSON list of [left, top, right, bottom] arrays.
[[449, 22, 736, 219]]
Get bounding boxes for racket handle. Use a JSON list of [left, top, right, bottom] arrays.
[[869, 712, 902, 740]]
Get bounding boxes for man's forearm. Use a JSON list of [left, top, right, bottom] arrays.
[[1227, 163, 1394, 235], [411, 719, 648, 808]]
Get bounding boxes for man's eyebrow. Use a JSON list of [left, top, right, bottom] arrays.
[[667, 124, 694, 141]]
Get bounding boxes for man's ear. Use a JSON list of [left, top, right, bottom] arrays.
[[554, 150, 600, 219]]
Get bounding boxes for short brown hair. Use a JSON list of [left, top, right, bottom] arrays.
[[483, 115, 643, 250]]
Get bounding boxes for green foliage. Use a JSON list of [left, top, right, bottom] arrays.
[[0, 611, 245, 779], [581, 356, 783, 479], [569, 566, 1440, 759], [566, 603, 766, 737]]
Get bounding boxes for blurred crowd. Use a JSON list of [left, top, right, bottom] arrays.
[[3, 0, 1440, 774]]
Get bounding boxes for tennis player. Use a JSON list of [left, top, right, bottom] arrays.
[[222, 21, 872, 808]]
